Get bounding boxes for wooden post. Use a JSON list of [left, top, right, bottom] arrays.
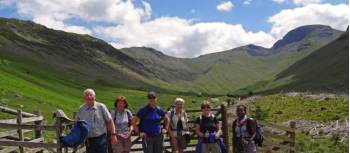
[[17, 109, 24, 153], [232, 121, 235, 153], [221, 104, 229, 151], [55, 116, 63, 153], [289, 121, 296, 153], [34, 111, 43, 153]]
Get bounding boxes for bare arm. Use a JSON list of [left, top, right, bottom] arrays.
[[131, 116, 139, 133], [107, 119, 116, 134], [107, 119, 117, 144], [195, 124, 204, 138], [163, 115, 170, 132]]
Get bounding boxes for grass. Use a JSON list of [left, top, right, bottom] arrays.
[[249, 94, 348, 123], [0, 56, 215, 124], [248, 94, 349, 153], [296, 132, 348, 153]]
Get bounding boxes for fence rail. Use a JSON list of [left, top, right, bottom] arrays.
[[0, 107, 80, 153], [0, 104, 297, 153]]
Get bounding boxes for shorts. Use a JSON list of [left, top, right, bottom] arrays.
[[171, 134, 187, 151], [112, 138, 131, 153]]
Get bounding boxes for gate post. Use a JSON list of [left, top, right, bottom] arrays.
[[221, 104, 229, 149], [34, 111, 43, 153]]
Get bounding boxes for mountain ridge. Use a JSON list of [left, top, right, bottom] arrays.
[[0, 17, 347, 95]]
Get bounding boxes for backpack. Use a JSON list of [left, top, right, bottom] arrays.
[[197, 114, 227, 153], [113, 109, 132, 126], [169, 109, 188, 130], [60, 120, 91, 148], [234, 117, 264, 147], [169, 109, 191, 144]]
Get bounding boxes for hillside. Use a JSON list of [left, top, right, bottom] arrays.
[[0, 17, 166, 91], [242, 28, 349, 93], [121, 25, 343, 94], [0, 17, 347, 96]]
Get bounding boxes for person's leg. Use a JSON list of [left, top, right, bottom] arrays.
[[177, 135, 186, 153], [142, 136, 154, 153], [96, 135, 108, 153], [209, 143, 222, 153], [85, 141, 93, 153], [201, 143, 209, 153], [244, 141, 257, 153], [153, 135, 164, 153], [112, 140, 124, 153], [171, 136, 179, 153], [123, 138, 132, 153]]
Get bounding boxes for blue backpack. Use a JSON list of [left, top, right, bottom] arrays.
[[61, 120, 91, 148], [195, 135, 227, 153], [247, 118, 264, 147]]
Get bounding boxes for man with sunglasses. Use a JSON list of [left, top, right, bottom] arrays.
[[195, 101, 222, 153], [132, 91, 169, 153]]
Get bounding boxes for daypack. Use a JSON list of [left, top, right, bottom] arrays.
[[195, 134, 227, 153], [113, 109, 132, 126], [61, 120, 91, 148], [234, 117, 264, 147], [196, 115, 227, 153], [169, 109, 188, 130]]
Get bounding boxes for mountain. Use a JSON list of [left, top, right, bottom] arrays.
[[241, 27, 349, 93], [120, 47, 199, 82], [0, 17, 347, 95], [234, 44, 270, 56], [0, 17, 161, 90], [121, 25, 344, 94], [272, 25, 342, 53]]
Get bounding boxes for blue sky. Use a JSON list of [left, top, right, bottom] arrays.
[[0, 0, 349, 57]]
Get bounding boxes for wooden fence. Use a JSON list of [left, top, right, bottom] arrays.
[[0, 104, 229, 153], [0, 104, 297, 153], [0, 106, 83, 153], [129, 104, 229, 153]]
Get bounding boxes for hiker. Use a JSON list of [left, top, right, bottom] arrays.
[[232, 105, 257, 153], [195, 101, 223, 153], [131, 91, 169, 153], [110, 96, 133, 153], [75, 88, 117, 153], [167, 98, 189, 153]]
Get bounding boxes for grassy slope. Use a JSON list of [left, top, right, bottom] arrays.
[[243, 31, 349, 94], [248, 94, 348, 153], [180, 45, 321, 94], [0, 55, 211, 124]]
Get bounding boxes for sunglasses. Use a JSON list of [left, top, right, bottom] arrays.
[[201, 106, 211, 109], [148, 96, 156, 99]]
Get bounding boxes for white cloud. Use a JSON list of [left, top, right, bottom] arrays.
[[293, 0, 322, 6], [0, 0, 16, 8], [244, 0, 253, 5], [272, 0, 286, 4], [94, 17, 276, 57], [32, 16, 92, 34], [3, 0, 349, 58], [216, 1, 234, 12], [269, 3, 349, 39], [13, 0, 151, 34]]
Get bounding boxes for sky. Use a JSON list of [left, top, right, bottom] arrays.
[[0, 0, 349, 58]]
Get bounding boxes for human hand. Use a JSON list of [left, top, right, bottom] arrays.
[[140, 132, 146, 139], [111, 135, 118, 145]]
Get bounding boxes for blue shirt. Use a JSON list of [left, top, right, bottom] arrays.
[[136, 105, 165, 136]]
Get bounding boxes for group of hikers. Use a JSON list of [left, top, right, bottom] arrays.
[[72, 88, 259, 153]]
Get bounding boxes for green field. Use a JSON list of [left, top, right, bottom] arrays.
[[248, 94, 348, 153], [249, 94, 348, 123], [0, 55, 214, 124]]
